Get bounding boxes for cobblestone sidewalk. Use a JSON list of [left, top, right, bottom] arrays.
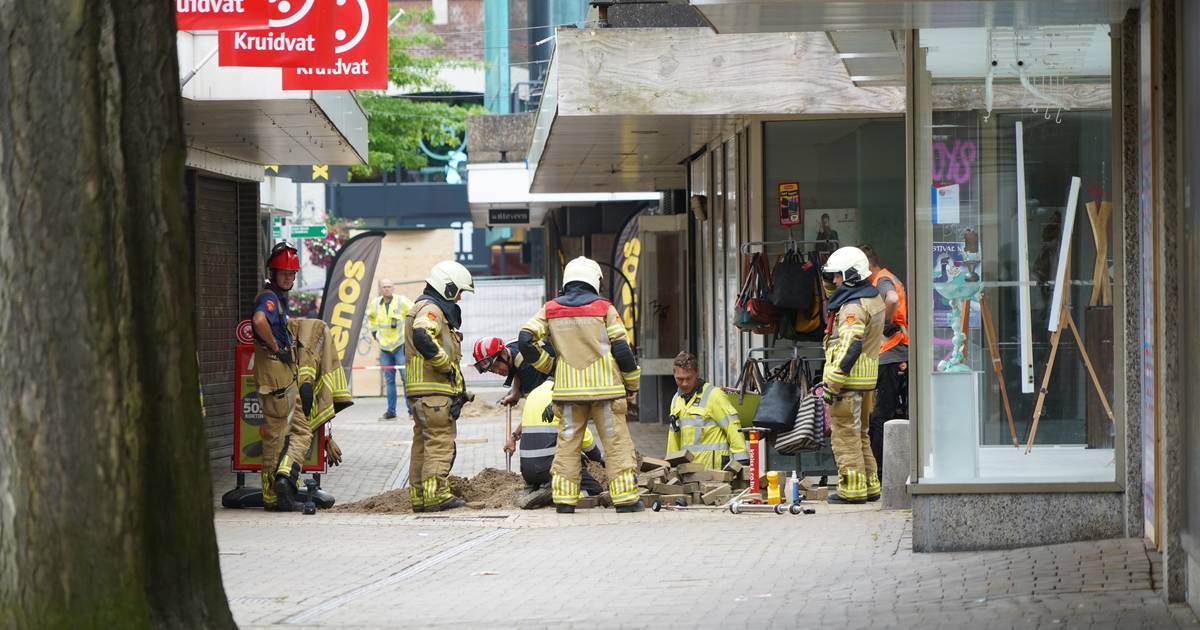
[[212, 395, 1199, 628]]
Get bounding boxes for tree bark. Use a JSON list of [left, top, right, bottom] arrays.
[[0, 2, 234, 627]]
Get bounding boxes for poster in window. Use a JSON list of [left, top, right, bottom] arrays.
[[777, 182, 801, 227], [932, 241, 980, 328], [804, 208, 858, 254]]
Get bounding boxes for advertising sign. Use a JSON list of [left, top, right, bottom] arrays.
[[282, 0, 388, 90], [232, 320, 324, 472], [320, 231, 386, 371], [219, 0, 335, 68], [176, 0, 270, 31]]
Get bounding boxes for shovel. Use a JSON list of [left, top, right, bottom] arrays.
[[505, 405, 513, 472]]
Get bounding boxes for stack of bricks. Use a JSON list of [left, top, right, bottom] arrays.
[[634, 451, 754, 508]]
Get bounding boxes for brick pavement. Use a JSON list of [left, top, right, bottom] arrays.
[[213, 396, 1200, 629]]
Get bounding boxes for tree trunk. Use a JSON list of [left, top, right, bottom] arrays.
[[0, 2, 234, 628]]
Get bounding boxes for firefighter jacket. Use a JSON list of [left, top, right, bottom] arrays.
[[823, 284, 886, 393], [403, 290, 464, 397], [519, 381, 600, 480], [368, 295, 412, 352], [520, 285, 640, 403], [288, 318, 354, 429], [870, 268, 909, 353], [667, 381, 749, 470]]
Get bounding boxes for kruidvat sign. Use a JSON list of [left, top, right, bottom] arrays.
[[218, 0, 335, 68], [176, 0, 270, 30], [283, 0, 387, 90]]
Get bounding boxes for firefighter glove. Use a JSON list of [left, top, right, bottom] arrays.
[[883, 320, 901, 337], [275, 348, 294, 365], [326, 437, 343, 467]]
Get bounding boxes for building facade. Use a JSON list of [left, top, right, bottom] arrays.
[[526, 0, 1200, 612]]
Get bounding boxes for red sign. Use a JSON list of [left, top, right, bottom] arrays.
[[218, 0, 335, 68], [176, 0, 270, 31], [282, 0, 388, 90]]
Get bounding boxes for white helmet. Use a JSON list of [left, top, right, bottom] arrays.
[[562, 256, 603, 293], [822, 246, 872, 286], [426, 260, 475, 300]]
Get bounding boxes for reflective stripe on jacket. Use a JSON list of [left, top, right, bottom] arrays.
[[368, 295, 411, 352], [666, 382, 748, 470], [823, 295, 886, 391], [870, 268, 909, 353], [403, 300, 463, 397], [522, 299, 640, 403]]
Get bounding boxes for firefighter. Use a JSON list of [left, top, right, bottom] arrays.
[[251, 241, 308, 511], [368, 278, 414, 420], [507, 380, 605, 509], [519, 256, 643, 514], [821, 246, 886, 504], [403, 260, 475, 512], [666, 351, 749, 470], [858, 245, 908, 478], [472, 335, 555, 406]]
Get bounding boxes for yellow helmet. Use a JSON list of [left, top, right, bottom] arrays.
[[562, 256, 602, 292]]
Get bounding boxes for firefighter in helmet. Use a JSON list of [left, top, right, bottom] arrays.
[[403, 260, 475, 512], [519, 256, 643, 513], [821, 246, 886, 504], [251, 241, 309, 511]]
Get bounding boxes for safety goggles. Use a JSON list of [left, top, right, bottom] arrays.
[[474, 354, 499, 374]]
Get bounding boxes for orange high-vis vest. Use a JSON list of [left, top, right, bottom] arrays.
[[871, 268, 909, 353]]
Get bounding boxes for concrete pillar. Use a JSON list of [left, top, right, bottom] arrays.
[[881, 419, 910, 510]]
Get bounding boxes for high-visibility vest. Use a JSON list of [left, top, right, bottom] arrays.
[[870, 268, 909, 353], [521, 299, 640, 403], [402, 299, 463, 397], [519, 381, 597, 478], [666, 382, 748, 470], [368, 295, 410, 352]]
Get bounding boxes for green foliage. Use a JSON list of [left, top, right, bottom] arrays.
[[353, 8, 482, 178]]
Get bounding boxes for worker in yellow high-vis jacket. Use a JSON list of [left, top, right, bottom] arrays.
[[519, 256, 643, 514], [666, 351, 749, 470], [820, 246, 886, 504], [508, 379, 605, 509], [367, 278, 414, 420], [403, 260, 474, 512]]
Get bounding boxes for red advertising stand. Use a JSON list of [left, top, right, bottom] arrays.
[[222, 320, 331, 509]]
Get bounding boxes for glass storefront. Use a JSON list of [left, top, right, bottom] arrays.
[[913, 26, 1119, 483]]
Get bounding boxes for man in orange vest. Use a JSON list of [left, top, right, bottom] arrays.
[[860, 245, 907, 480]]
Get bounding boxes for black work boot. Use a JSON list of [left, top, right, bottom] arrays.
[[556, 504, 576, 514], [616, 502, 645, 514], [272, 474, 300, 511], [428, 497, 466, 512]]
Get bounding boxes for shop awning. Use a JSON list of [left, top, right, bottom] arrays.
[[467, 162, 661, 227], [528, 27, 904, 193], [688, 0, 1139, 33], [178, 32, 368, 173]]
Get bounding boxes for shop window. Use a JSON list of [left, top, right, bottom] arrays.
[[914, 25, 1117, 483]]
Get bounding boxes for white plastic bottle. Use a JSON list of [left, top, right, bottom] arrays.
[[788, 470, 800, 505]]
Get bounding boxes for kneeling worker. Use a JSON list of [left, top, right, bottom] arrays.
[[507, 380, 605, 509], [667, 351, 749, 470]]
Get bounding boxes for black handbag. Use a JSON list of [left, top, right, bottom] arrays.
[[769, 250, 816, 311], [751, 359, 800, 433]]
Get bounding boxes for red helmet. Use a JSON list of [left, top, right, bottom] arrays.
[[268, 241, 300, 272], [472, 337, 506, 373]]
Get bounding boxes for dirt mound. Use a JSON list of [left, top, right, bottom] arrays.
[[586, 460, 608, 486], [455, 396, 513, 419], [333, 468, 524, 513]]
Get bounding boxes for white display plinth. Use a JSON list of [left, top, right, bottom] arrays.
[[930, 371, 981, 480]]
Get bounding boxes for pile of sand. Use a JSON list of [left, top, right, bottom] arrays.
[[332, 467, 524, 513], [586, 459, 608, 486], [455, 396, 515, 419]]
